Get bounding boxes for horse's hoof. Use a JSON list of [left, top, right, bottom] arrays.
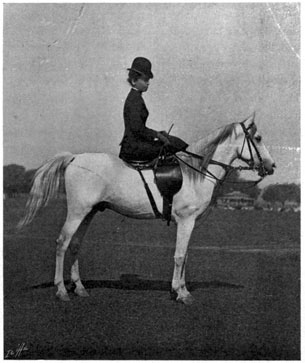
[[56, 291, 70, 302], [177, 294, 194, 305], [74, 287, 90, 298], [183, 294, 195, 305]]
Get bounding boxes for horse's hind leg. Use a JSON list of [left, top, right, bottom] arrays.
[[54, 208, 91, 301], [69, 208, 97, 297]]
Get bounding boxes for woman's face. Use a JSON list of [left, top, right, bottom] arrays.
[[132, 76, 150, 92]]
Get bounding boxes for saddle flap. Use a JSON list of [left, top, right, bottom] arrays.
[[155, 164, 183, 198]]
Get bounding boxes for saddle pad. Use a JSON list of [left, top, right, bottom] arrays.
[[123, 158, 158, 170]]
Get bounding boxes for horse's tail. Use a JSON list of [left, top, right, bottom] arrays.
[[17, 152, 75, 229]]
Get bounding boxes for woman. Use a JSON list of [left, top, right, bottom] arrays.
[[119, 57, 188, 162]]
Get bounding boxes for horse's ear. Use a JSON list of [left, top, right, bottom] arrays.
[[243, 112, 256, 127]]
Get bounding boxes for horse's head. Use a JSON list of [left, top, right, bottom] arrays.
[[236, 113, 276, 177]]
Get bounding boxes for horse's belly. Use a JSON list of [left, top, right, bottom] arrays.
[[105, 169, 163, 219], [108, 204, 156, 219]]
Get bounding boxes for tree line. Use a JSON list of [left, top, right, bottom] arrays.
[[3, 164, 300, 204], [212, 169, 299, 204], [4, 164, 36, 197]]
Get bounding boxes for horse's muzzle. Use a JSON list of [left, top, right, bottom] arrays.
[[258, 161, 276, 177]]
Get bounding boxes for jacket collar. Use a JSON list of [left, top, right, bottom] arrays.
[[131, 87, 142, 94]]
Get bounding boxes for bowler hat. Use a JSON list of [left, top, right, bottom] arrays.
[[127, 57, 154, 79]]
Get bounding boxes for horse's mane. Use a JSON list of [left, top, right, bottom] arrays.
[[179, 123, 237, 182]]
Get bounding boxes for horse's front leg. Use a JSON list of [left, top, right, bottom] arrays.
[[172, 217, 195, 305]]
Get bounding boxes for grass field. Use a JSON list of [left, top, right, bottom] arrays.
[[4, 197, 300, 359]]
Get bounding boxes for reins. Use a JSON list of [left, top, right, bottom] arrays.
[[174, 121, 265, 188], [175, 152, 262, 187]]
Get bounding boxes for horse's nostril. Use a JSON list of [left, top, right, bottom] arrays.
[[272, 162, 276, 168]]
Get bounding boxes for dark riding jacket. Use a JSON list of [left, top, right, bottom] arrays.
[[119, 88, 188, 161]]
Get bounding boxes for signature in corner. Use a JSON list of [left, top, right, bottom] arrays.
[[5, 342, 28, 359]]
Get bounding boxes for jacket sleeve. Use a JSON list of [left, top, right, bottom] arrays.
[[124, 98, 159, 141]]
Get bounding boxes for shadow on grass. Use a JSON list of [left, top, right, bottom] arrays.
[[30, 274, 244, 292]]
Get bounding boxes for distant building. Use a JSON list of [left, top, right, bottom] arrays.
[[217, 191, 254, 209], [272, 201, 283, 212]]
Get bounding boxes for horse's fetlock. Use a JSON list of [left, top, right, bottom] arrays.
[[54, 278, 62, 287]]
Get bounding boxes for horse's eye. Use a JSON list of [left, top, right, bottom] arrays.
[[255, 135, 262, 142]]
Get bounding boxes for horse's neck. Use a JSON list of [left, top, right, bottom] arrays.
[[208, 139, 237, 178], [195, 136, 238, 189], [188, 133, 215, 154]]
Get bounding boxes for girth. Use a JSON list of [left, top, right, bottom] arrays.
[[123, 156, 183, 225]]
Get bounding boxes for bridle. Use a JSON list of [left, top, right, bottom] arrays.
[[239, 122, 267, 177], [174, 121, 268, 186]]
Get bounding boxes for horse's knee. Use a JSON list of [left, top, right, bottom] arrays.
[[56, 235, 69, 254], [174, 256, 185, 266]]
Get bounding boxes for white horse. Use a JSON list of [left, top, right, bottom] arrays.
[[19, 114, 275, 304]]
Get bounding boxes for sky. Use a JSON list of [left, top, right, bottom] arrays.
[[3, 3, 300, 187]]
